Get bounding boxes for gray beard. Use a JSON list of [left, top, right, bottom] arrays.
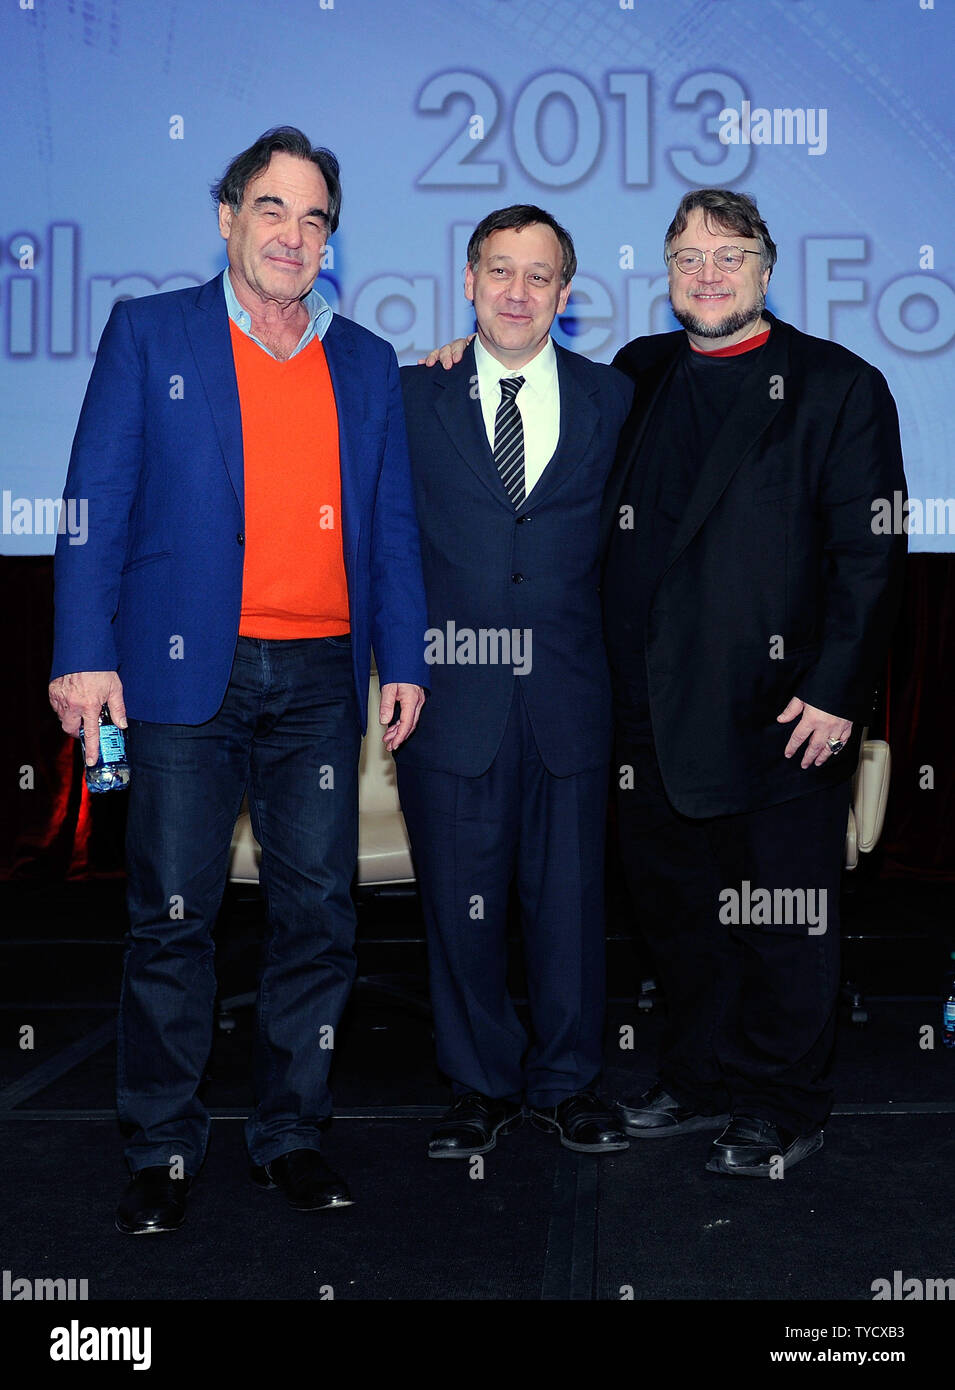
[[670, 288, 765, 340]]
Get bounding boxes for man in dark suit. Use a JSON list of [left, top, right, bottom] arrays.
[[398, 206, 633, 1157], [603, 189, 906, 1175], [48, 127, 428, 1230]]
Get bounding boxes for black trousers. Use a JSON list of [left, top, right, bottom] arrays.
[[397, 685, 609, 1108], [615, 734, 850, 1133]]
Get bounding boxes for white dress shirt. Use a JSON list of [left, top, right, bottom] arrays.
[[473, 335, 560, 499]]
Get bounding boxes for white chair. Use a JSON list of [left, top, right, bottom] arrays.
[[845, 734, 891, 871], [842, 732, 892, 1025]]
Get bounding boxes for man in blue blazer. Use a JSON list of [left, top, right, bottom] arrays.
[[48, 127, 428, 1232], [398, 206, 633, 1158]]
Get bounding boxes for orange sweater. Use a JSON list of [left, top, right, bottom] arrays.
[[230, 323, 350, 638]]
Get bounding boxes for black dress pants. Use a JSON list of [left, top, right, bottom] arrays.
[[398, 685, 609, 1108], [615, 733, 849, 1133]]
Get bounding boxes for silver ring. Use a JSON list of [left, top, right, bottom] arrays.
[[826, 737, 845, 755]]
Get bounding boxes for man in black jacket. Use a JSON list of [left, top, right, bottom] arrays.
[[603, 189, 906, 1175]]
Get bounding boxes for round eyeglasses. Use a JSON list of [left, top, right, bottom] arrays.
[[666, 247, 762, 274]]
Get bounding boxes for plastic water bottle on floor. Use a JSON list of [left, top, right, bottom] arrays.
[[80, 703, 130, 793], [943, 953, 955, 1050]]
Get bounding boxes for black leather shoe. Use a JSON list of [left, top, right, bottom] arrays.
[[706, 1115, 824, 1177], [530, 1090, 630, 1153], [250, 1149, 352, 1209], [428, 1093, 523, 1158], [115, 1166, 192, 1235], [616, 1081, 729, 1138]]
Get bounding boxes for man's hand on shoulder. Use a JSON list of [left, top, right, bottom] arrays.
[[49, 671, 126, 766], [777, 696, 853, 770], [417, 335, 474, 369], [379, 681, 426, 752]]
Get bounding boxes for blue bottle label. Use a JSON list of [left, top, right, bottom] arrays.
[[99, 726, 125, 764], [943, 1002, 955, 1029]]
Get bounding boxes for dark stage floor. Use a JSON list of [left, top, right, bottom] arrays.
[[1, 874, 954, 1343]]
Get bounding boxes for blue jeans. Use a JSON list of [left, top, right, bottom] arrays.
[[117, 635, 361, 1173]]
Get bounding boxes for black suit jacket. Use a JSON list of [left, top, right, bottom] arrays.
[[602, 311, 907, 817], [399, 341, 633, 777]]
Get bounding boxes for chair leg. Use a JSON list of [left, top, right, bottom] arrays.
[[841, 979, 869, 1025], [637, 976, 657, 1012]]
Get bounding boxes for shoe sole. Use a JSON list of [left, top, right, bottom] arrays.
[[284, 1196, 354, 1211], [251, 1176, 353, 1209], [705, 1130, 824, 1177], [621, 1112, 730, 1139], [530, 1114, 630, 1153], [428, 1114, 523, 1159], [558, 1137, 630, 1153], [115, 1218, 184, 1235]]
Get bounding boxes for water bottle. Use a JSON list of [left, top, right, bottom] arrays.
[[79, 703, 130, 793], [944, 953, 955, 1050]]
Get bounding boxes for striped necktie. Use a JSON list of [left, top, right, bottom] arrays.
[[493, 376, 526, 508]]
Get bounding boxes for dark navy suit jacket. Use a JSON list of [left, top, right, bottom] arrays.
[[398, 341, 633, 778], [51, 275, 428, 727]]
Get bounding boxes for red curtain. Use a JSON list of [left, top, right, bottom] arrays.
[[879, 555, 955, 878]]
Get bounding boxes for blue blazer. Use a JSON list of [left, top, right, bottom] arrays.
[[51, 275, 429, 728], [398, 342, 633, 778]]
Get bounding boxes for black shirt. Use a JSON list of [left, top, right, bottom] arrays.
[[604, 334, 769, 736]]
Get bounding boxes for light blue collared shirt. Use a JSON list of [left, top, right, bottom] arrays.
[[222, 267, 333, 358]]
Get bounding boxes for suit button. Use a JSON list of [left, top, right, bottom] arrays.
[[511, 573, 524, 583], [517, 515, 532, 524], [237, 532, 245, 545]]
